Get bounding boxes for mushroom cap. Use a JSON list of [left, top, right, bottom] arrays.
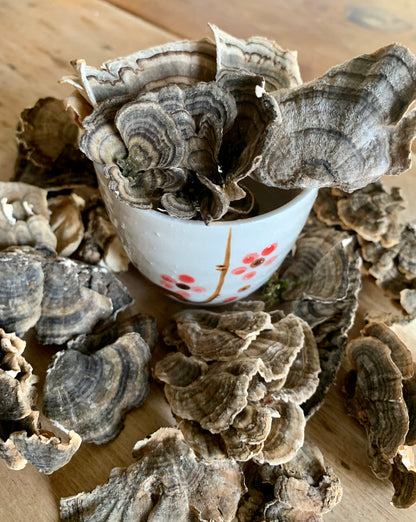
[[252, 44, 416, 191], [0, 247, 132, 343], [156, 306, 319, 465], [43, 332, 151, 444], [172, 308, 273, 361], [268, 219, 362, 418], [0, 181, 57, 251], [60, 427, 245, 522], [13, 97, 97, 190], [10, 430, 81, 475], [346, 327, 412, 479]]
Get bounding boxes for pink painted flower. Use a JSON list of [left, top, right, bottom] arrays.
[[159, 273, 207, 298], [231, 242, 279, 289]]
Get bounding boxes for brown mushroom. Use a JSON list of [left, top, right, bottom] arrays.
[[13, 97, 97, 190], [0, 181, 57, 251], [345, 334, 409, 479], [172, 308, 272, 361], [155, 307, 319, 465], [264, 219, 362, 417], [0, 246, 132, 343], [344, 318, 416, 506], [237, 440, 342, 521], [0, 329, 81, 473], [43, 332, 151, 444], [60, 427, 245, 521]]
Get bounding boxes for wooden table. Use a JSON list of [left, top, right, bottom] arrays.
[[1, 1, 415, 520]]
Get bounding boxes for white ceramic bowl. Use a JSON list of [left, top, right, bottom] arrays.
[[96, 165, 317, 305]]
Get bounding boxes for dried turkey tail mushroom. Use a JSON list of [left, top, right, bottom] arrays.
[[43, 332, 151, 444], [155, 306, 320, 464], [313, 182, 416, 307], [67, 312, 158, 354], [264, 218, 362, 418], [240, 440, 342, 521], [59, 26, 414, 222], [169, 307, 272, 361], [60, 427, 245, 522], [0, 246, 132, 343], [253, 44, 416, 192], [344, 320, 416, 507], [0, 181, 57, 251], [314, 182, 406, 248], [211, 23, 302, 91], [13, 97, 97, 190], [11, 97, 129, 272], [0, 329, 81, 473]]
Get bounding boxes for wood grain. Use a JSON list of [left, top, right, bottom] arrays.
[[0, 1, 415, 520], [108, 0, 416, 80], [0, 0, 174, 183]]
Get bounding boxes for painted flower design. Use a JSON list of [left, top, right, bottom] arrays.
[[230, 242, 279, 293], [159, 273, 207, 300]]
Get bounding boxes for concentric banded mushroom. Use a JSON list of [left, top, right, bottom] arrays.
[[314, 183, 406, 247], [155, 308, 320, 465], [313, 182, 416, 308], [13, 97, 97, 190], [253, 45, 416, 191], [61, 26, 294, 222], [64, 27, 416, 222], [60, 427, 245, 521], [43, 332, 151, 444], [264, 219, 362, 417], [0, 246, 132, 343], [12, 97, 128, 271], [345, 319, 416, 507], [0, 329, 81, 474]]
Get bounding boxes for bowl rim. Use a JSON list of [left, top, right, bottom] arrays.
[[96, 163, 318, 228]]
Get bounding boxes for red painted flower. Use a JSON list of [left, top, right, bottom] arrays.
[[230, 242, 279, 287], [160, 273, 207, 298]]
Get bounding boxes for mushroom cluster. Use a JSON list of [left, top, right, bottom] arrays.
[[60, 427, 245, 521], [263, 218, 362, 417], [60, 426, 342, 522], [155, 305, 320, 465], [11, 97, 129, 271], [344, 320, 416, 508], [64, 25, 416, 223], [0, 246, 132, 344], [0, 329, 81, 473], [238, 440, 342, 521], [314, 182, 416, 311]]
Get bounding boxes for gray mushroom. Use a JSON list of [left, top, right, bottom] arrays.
[[43, 332, 151, 444], [0, 246, 132, 343], [0, 329, 81, 474], [60, 427, 245, 521], [253, 44, 416, 191], [264, 219, 362, 417], [155, 308, 319, 465], [344, 319, 416, 510]]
